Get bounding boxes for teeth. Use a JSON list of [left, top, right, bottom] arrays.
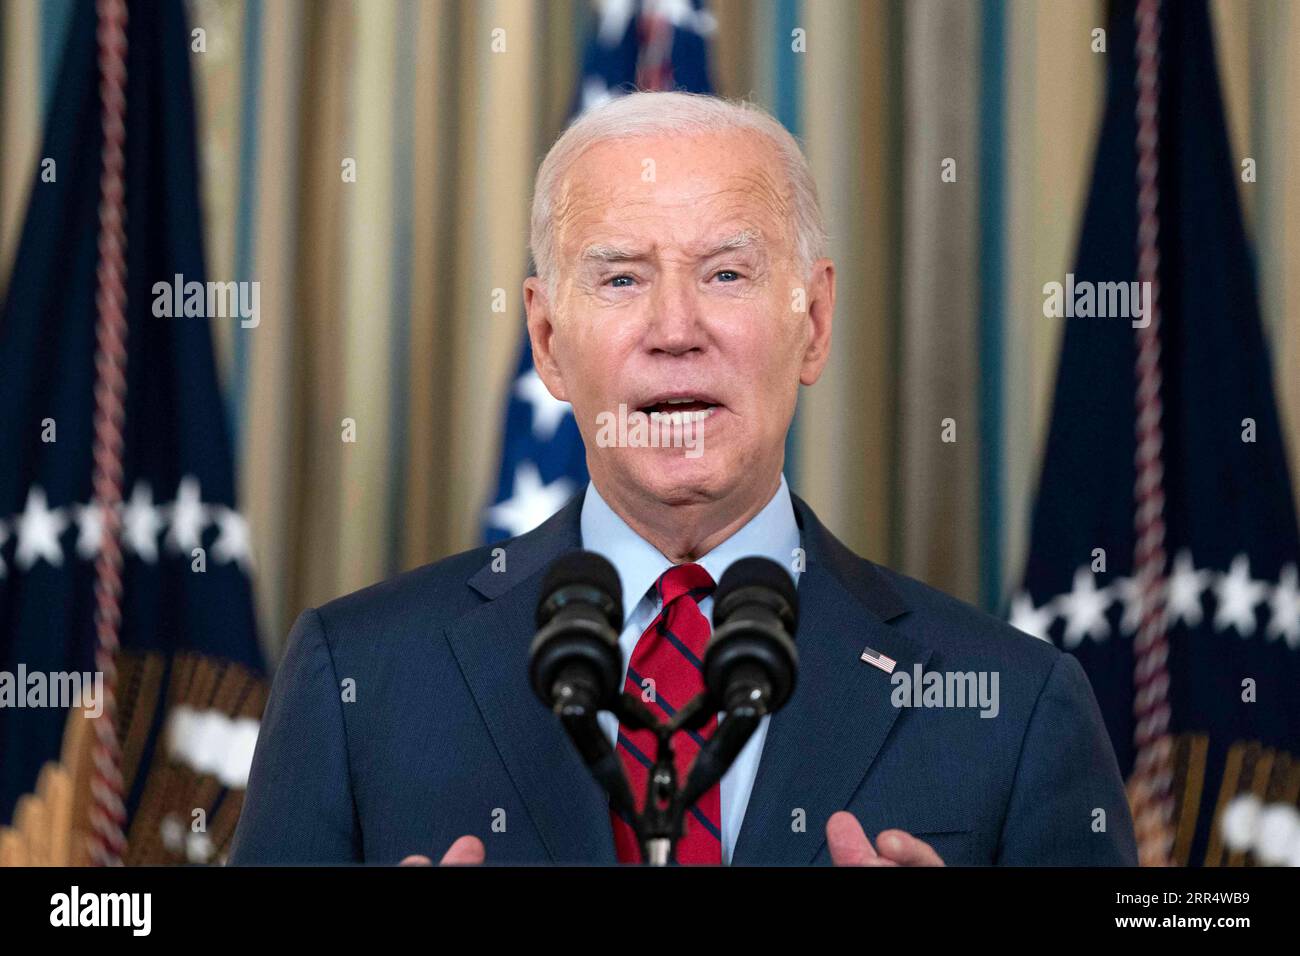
[[665, 398, 696, 405], [648, 408, 715, 425]]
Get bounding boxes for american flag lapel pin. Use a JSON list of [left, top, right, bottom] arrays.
[[859, 646, 897, 674]]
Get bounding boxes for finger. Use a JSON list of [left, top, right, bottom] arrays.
[[826, 811, 878, 866], [400, 854, 433, 866], [438, 835, 486, 866], [875, 829, 945, 867]]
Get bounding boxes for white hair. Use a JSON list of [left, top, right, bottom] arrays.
[[529, 91, 828, 300]]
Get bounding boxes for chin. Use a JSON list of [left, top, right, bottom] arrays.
[[625, 449, 740, 506]]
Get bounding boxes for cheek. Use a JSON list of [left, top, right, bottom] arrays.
[[733, 315, 804, 389], [555, 321, 628, 403]]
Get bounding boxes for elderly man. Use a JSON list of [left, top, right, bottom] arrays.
[[230, 92, 1137, 866]]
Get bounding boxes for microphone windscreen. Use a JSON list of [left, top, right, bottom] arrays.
[[537, 550, 624, 630], [714, 556, 798, 628]]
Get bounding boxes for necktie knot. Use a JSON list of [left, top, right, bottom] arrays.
[[655, 562, 715, 609]]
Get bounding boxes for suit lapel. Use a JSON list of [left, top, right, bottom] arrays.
[[731, 497, 932, 865], [443, 489, 931, 866], [442, 491, 617, 864]]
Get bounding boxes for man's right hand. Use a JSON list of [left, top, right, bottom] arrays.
[[399, 835, 485, 866], [825, 811, 945, 866]]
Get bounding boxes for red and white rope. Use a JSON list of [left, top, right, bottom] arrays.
[[1129, 0, 1175, 867], [634, 9, 675, 92], [87, 0, 130, 866]]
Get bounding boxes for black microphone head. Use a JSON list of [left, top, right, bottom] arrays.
[[530, 550, 624, 712], [536, 550, 623, 631], [706, 556, 799, 713], [714, 556, 798, 631]]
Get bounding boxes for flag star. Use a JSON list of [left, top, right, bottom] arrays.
[[486, 462, 574, 538], [1213, 554, 1268, 637], [74, 501, 108, 560], [15, 486, 68, 570], [211, 507, 253, 569], [123, 482, 165, 563], [167, 476, 208, 553], [1264, 563, 1300, 648], [514, 369, 571, 442], [1057, 567, 1112, 648], [1111, 576, 1143, 636], [1008, 592, 1055, 643], [1167, 549, 1210, 629], [653, 0, 695, 25], [650, 0, 716, 35], [580, 76, 615, 114], [595, 0, 636, 47]]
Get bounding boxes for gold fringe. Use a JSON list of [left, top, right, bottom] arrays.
[[0, 707, 95, 865], [1, 650, 267, 866]]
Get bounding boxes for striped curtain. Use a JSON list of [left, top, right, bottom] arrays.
[[3, 0, 1298, 662]]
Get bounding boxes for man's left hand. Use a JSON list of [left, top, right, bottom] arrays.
[[826, 810, 945, 866]]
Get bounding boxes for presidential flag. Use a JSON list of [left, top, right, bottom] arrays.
[[1011, 0, 1300, 866], [483, 0, 717, 542], [0, 0, 265, 864]]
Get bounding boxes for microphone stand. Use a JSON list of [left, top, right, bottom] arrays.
[[552, 675, 772, 866]]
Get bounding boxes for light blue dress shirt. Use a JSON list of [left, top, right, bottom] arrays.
[[580, 474, 801, 864]]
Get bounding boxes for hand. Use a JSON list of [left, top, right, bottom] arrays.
[[399, 835, 485, 866], [826, 810, 944, 866]]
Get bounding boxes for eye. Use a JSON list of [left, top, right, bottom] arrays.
[[713, 269, 742, 283], [606, 274, 637, 288]]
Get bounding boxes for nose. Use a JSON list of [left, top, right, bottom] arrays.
[[644, 268, 707, 356]]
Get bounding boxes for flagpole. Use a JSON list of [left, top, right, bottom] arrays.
[[86, 0, 131, 867], [1129, 0, 1175, 868]]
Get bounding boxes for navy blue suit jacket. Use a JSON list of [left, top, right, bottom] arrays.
[[229, 491, 1137, 865]]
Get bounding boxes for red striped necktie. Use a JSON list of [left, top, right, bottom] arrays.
[[610, 562, 721, 864]]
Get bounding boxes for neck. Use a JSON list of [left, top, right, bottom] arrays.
[[591, 470, 783, 563]]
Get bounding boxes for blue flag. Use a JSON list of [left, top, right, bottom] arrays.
[[1012, 0, 1300, 866], [0, 0, 265, 863], [483, 0, 716, 542]]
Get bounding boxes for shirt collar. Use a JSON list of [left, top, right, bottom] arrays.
[[579, 474, 800, 621]]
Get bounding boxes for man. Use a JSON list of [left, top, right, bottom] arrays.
[[230, 91, 1137, 866]]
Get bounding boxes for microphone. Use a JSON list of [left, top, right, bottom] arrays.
[[704, 556, 799, 714], [529, 550, 625, 714], [530, 550, 638, 822]]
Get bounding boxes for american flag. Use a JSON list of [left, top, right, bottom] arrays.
[[859, 647, 897, 675], [1010, 0, 1300, 867], [482, 0, 717, 542], [0, 0, 266, 864]]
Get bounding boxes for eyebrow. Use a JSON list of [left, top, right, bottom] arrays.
[[578, 242, 643, 265], [577, 228, 765, 266], [698, 228, 764, 258]]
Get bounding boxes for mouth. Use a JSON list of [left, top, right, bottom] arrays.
[[634, 393, 723, 425]]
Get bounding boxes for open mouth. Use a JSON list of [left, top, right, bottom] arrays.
[[636, 396, 721, 424]]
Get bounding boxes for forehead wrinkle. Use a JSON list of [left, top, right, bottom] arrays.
[[555, 149, 796, 268], [728, 166, 793, 217]]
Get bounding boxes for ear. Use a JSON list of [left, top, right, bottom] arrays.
[[799, 258, 835, 386], [523, 275, 570, 402]]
